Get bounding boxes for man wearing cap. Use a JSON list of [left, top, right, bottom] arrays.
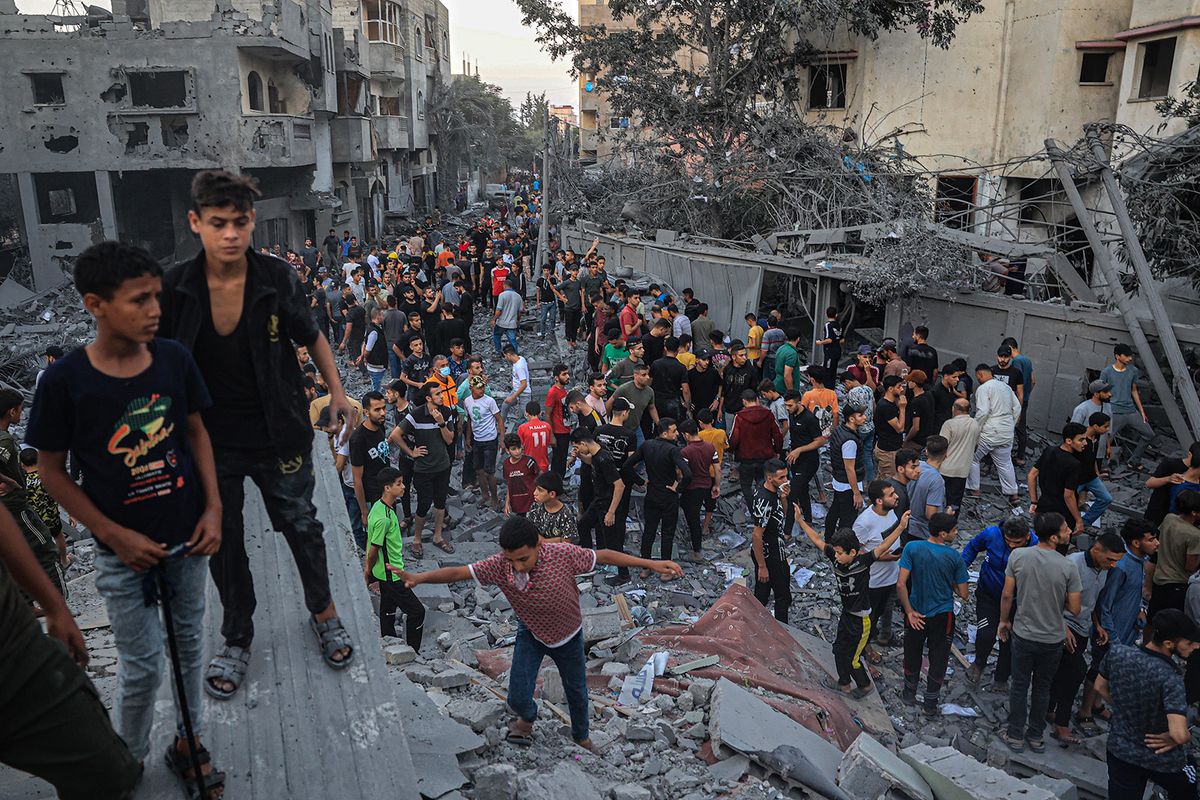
[[847, 344, 879, 392], [36, 346, 63, 390], [1096, 608, 1200, 798]]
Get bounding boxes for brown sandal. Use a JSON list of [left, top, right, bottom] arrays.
[[409, 540, 423, 559], [433, 538, 455, 554]]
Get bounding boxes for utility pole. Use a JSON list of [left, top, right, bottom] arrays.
[[1085, 126, 1200, 439], [1045, 139, 1194, 444], [535, 105, 550, 273]]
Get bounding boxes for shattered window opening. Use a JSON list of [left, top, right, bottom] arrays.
[[29, 73, 65, 106], [248, 71, 264, 111], [808, 63, 847, 110], [34, 172, 100, 224], [127, 70, 188, 109], [1137, 37, 1176, 99], [935, 175, 977, 230], [1079, 52, 1111, 84]]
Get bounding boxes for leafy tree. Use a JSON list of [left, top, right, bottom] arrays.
[[1111, 83, 1200, 292], [518, 91, 549, 130], [513, 0, 984, 299]]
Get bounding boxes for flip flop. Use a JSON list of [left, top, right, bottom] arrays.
[[1050, 729, 1081, 747], [410, 540, 423, 559], [433, 539, 455, 554]]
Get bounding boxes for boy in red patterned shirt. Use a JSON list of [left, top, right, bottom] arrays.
[[390, 516, 681, 751]]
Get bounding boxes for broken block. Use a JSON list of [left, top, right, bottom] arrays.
[[518, 762, 603, 800], [837, 733, 933, 800], [384, 643, 417, 665], [447, 697, 506, 733], [899, 744, 1056, 800], [610, 784, 651, 800], [472, 763, 518, 800], [582, 605, 622, 642]]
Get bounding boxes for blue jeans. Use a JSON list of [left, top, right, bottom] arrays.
[[94, 551, 208, 762], [341, 481, 367, 552], [859, 428, 877, 483], [502, 394, 531, 427], [538, 301, 557, 335], [492, 325, 519, 355], [388, 349, 403, 380], [1077, 476, 1112, 527], [368, 369, 386, 393], [508, 624, 589, 742]]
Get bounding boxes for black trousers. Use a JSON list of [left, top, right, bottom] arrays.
[[579, 462, 594, 512], [833, 611, 872, 688], [379, 579, 426, 651], [1149, 582, 1189, 619], [751, 543, 791, 624], [825, 488, 858, 538], [1047, 632, 1089, 727], [641, 487, 680, 562], [868, 583, 896, 644], [785, 459, 819, 532], [974, 585, 1014, 683], [1108, 751, 1198, 800], [944, 476, 966, 514], [564, 308, 582, 343], [413, 467, 451, 517], [904, 611, 953, 700], [552, 432, 570, 477], [213, 448, 332, 648], [681, 486, 709, 553]]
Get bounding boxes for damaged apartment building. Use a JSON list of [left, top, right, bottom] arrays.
[[0, 0, 450, 292]]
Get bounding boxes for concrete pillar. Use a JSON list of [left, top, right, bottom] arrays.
[[95, 171, 118, 242], [312, 119, 333, 193], [15, 172, 57, 292]]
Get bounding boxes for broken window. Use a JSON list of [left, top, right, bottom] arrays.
[[413, 24, 421, 54], [808, 64, 846, 110], [128, 70, 188, 108], [1079, 52, 1111, 84], [29, 73, 65, 106], [124, 121, 150, 153], [1137, 37, 1176, 99], [366, 0, 403, 45], [378, 95, 401, 116], [247, 71, 264, 111], [417, 90, 424, 119], [934, 176, 977, 230], [33, 171, 100, 224], [160, 116, 189, 148]]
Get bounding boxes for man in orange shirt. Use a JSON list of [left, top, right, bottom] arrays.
[[518, 402, 553, 473], [801, 366, 840, 436]]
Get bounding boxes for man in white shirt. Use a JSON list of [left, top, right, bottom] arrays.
[[968, 363, 1022, 504], [1070, 380, 1113, 463], [939, 399, 981, 514], [503, 346, 532, 427], [854, 480, 906, 655]]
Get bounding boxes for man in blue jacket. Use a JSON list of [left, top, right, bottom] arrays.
[[963, 516, 1037, 690]]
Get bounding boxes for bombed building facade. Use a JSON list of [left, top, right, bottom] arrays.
[[0, 0, 450, 291]]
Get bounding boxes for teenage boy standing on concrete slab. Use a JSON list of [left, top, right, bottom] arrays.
[[160, 170, 355, 699], [389, 516, 682, 752]]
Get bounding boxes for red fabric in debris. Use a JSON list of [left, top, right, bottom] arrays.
[[638, 583, 865, 750]]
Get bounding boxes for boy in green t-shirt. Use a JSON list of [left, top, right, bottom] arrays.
[[363, 467, 425, 649]]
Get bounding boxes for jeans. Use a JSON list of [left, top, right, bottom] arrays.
[[751, 544, 791, 623], [212, 447, 332, 648], [967, 438, 1018, 495], [1107, 751, 1198, 800], [368, 368, 386, 393], [1077, 476, 1112, 527], [903, 610, 953, 702], [502, 394, 531, 428], [641, 487, 680, 562], [508, 625, 590, 742], [538, 301, 558, 335], [868, 583, 896, 644], [341, 482, 367, 552], [1110, 411, 1154, 466], [1007, 633, 1064, 740], [95, 551, 208, 763], [859, 429, 877, 483], [974, 585, 1014, 683], [388, 349, 403, 380], [1015, 403, 1030, 461], [492, 325, 519, 355], [785, 458, 820, 532], [563, 308, 582, 343], [944, 476, 967, 514]]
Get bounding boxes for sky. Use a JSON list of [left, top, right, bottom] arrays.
[[16, 0, 579, 109]]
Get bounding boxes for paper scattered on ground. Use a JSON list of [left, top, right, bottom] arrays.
[[940, 704, 979, 717]]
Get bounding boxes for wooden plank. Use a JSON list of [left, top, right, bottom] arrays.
[[612, 593, 633, 624]]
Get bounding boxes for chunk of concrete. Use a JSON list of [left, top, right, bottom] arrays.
[[582, 605, 622, 642], [446, 697, 506, 733], [384, 643, 417, 665], [472, 763, 518, 800], [1023, 775, 1078, 800], [709, 677, 848, 800], [990, 740, 1107, 799], [610, 784, 651, 800], [518, 762, 603, 800], [899, 744, 1056, 800], [540, 666, 565, 704], [708, 754, 750, 782], [838, 733, 933, 800]]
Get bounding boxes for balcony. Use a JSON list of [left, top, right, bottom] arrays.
[[239, 114, 317, 167], [334, 29, 370, 78], [369, 40, 405, 77], [375, 114, 409, 150], [331, 115, 374, 163]]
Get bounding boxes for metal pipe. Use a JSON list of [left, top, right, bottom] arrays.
[[1045, 138, 1192, 445]]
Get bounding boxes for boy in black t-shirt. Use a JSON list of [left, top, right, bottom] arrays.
[[1028, 422, 1088, 542], [796, 507, 908, 698], [27, 241, 225, 795]]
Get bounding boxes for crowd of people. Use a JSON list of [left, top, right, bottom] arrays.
[[2, 167, 1200, 800]]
